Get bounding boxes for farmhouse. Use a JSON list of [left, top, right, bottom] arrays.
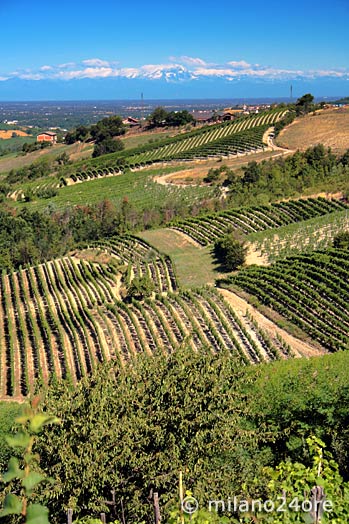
[[37, 131, 57, 144], [122, 116, 140, 127], [192, 111, 217, 124]]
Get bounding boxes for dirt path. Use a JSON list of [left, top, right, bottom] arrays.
[[219, 288, 325, 359], [264, 126, 294, 154], [153, 139, 292, 187]]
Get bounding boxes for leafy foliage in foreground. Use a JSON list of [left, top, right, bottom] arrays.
[[26, 348, 349, 523], [0, 397, 60, 524], [0, 403, 21, 471], [35, 349, 259, 523]]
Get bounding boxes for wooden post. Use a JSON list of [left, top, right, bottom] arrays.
[[103, 488, 118, 521], [179, 471, 184, 524], [100, 513, 106, 524], [153, 492, 161, 524], [67, 509, 73, 524], [310, 486, 325, 523], [120, 498, 126, 524]]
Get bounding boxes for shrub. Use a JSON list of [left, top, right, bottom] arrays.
[[214, 234, 247, 271]]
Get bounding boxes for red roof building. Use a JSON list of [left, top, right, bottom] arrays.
[[37, 132, 57, 144]]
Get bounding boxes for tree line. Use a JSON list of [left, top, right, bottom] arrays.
[[204, 145, 349, 207]]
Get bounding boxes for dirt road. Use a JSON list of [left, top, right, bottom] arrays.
[[219, 288, 325, 359]]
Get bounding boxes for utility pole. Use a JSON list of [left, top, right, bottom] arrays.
[[141, 92, 145, 127], [290, 84, 293, 103]]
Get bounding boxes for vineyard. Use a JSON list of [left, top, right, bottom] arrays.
[[8, 110, 287, 203], [246, 208, 349, 262], [170, 197, 349, 245], [0, 234, 291, 401], [15, 166, 217, 212], [70, 109, 287, 182], [222, 248, 349, 352]]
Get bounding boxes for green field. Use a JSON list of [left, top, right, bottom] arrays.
[[122, 129, 172, 149], [139, 228, 225, 287], [0, 135, 36, 156]]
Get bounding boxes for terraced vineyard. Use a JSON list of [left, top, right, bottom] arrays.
[[246, 208, 349, 262], [70, 109, 287, 182], [8, 177, 63, 201], [223, 249, 349, 352], [85, 235, 178, 293], [0, 256, 118, 399], [0, 235, 289, 400], [170, 198, 349, 245]]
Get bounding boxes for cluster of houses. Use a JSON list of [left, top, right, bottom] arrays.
[[191, 104, 272, 125], [120, 105, 273, 128], [35, 104, 274, 144]]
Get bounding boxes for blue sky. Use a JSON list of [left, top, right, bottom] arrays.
[[0, 0, 348, 100]]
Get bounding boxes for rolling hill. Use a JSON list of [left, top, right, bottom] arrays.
[[277, 107, 349, 153]]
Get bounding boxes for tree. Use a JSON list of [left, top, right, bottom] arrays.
[[90, 116, 126, 142], [75, 125, 90, 142], [165, 110, 194, 127], [92, 137, 124, 158], [64, 131, 77, 144], [147, 106, 168, 128], [65, 117, 125, 145], [203, 168, 221, 184], [295, 93, 314, 115], [126, 276, 155, 300], [214, 234, 247, 270], [56, 152, 70, 165], [340, 149, 349, 166], [242, 161, 261, 185], [333, 231, 349, 250], [34, 348, 252, 523]]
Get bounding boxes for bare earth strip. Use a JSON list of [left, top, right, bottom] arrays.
[[219, 288, 325, 359], [153, 148, 292, 186]]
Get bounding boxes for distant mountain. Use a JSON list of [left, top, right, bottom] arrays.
[[332, 96, 349, 104], [0, 74, 348, 101]]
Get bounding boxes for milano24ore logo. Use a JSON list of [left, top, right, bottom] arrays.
[[181, 493, 333, 519]]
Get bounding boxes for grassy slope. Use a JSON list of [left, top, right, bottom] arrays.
[[121, 129, 172, 149], [139, 228, 225, 288], [0, 135, 36, 156], [157, 150, 290, 185], [277, 107, 349, 153], [0, 142, 93, 175]]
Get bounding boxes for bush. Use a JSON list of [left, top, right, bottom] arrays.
[[92, 138, 124, 158], [36, 187, 58, 199], [126, 276, 155, 300], [214, 234, 247, 270], [333, 231, 349, 250]]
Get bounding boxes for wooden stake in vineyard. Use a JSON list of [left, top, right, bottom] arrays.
[[153, 492, 161, 524], [179, 470, 184, 524]]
